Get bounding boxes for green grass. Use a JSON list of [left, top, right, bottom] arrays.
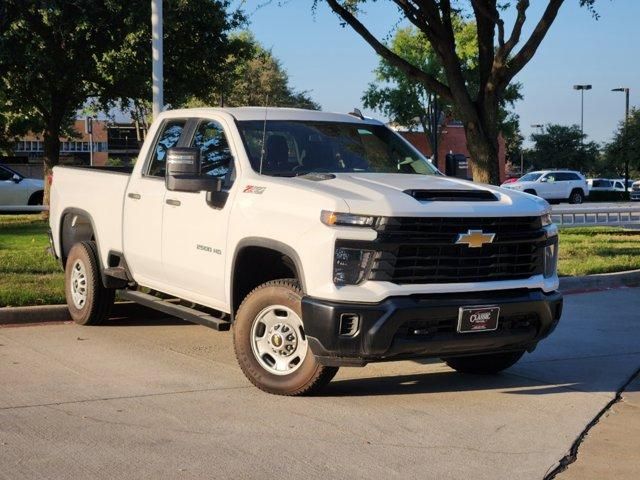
[[1, 216, 639, 307], [558, 227, 640, 276], [0, 214, 65, 307]]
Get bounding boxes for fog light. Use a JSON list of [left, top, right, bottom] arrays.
[[339, 313, 360, 337]]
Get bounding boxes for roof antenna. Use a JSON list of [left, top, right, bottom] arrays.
[[348, 108, 364, 120], [258, 95, 269, 175]]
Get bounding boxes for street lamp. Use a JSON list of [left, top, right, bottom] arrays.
[[573, 84, 592, 137], [612, 87, 631, 193], [531, 124, 544, 132]]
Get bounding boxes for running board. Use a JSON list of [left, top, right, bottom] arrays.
[[118, 290, 231, 331]]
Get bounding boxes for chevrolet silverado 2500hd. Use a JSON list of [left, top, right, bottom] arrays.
[[49, 108, 562, 395]]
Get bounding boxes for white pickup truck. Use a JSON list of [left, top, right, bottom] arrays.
[[49, 107, 562, 395]]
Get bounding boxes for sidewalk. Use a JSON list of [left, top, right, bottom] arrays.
[[558, 375, 640, 480]]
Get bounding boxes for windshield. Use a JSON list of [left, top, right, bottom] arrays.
[[519, 172, 543, 182], [236, 120, 438, 177]]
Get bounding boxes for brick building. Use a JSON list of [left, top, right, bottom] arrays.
[[1, 120, 141, 177], [398, 120, 507, 183]]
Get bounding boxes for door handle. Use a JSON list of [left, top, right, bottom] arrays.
[[165, 199, 181, 207], [128, 193, 141, 200]]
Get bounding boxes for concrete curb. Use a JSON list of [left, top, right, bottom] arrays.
[[559, 269, 640, 292], [0, 302, 156, 326], [2, 270, 639, 325]]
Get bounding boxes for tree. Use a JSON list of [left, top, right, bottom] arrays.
[[324, 0, 597, 184], [602, 108, 640, 178], [529, 124, 600, 173], [0, 0, 245, 206], [362, 23, 521, 166], [197, 32, 320, 109]]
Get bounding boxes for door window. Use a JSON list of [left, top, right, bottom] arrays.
[[191, 120, 235, 185], [147, 120, 187, 177]]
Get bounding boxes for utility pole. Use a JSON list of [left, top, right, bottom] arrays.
[[612, 87, 631, 193], [151, 0, 163, 119]]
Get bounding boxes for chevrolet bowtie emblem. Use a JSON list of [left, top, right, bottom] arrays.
[[455, 230, 496, 248]]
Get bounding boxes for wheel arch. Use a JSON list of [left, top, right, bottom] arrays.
[[58, 208, 103, 273], [230, 238, 306, 321]]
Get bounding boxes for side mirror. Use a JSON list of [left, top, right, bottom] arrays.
[[165, 147, 221, 193], [540, 177, 547, 183], [12, 174, 22, 183]]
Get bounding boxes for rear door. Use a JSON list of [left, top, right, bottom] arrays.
[[123, 118, 188, 285], [161, 116, 238, 310]]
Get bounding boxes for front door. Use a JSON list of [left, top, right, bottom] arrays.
[[161, 117, 238, 311], [123, 118, 188, 286]]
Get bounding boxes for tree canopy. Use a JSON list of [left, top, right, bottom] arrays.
[[324, 0, 598, 184], [601, 108, 640, 178], [528, 124, 600, 173]]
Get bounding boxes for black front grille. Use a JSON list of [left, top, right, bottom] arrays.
[[365, 216, 548, 284]]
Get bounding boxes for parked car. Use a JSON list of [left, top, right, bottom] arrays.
[[587, 178, 614, 192], [49, 107, 562, 395], [0, 164, 45, 211], [611, 179, 635, 192], [501, 177, 520, 185], [631, 181, 640, 201], [502, 170, 588, 204]]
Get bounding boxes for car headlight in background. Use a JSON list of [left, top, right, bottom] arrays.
[[334, 247, 375, 285], [544, 237, 559, 278], [321, 211, 378, 227]]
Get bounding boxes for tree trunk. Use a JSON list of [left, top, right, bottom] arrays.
[[464, 120, 501, 185], [42, 127, 61, 219]]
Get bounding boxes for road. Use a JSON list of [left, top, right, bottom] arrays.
[[1, 287, 639, 480]]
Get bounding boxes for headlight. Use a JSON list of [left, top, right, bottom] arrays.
[[544, 237, 558, 278], [334, 247, 375, 285], [541, 212, 553, 227], [321, 211, 377, 227]]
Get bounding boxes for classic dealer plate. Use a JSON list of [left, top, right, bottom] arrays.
[[457, 305, 500, 333]]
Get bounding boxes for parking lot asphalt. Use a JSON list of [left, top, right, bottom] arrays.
[[1, 287, 639, 480]]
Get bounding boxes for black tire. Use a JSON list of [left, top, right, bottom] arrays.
[[64, 241, 115, 325], [523, 189, 537, 196], [233, 279, 338, 396], [28, 191, 44, 205], [569, 189, 584, 204], [444, 351, 525, 374]]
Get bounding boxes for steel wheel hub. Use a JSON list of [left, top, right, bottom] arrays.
[[251, 305, 308, 376], [70, 259, 88, 309]]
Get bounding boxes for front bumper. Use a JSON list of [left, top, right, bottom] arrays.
[[302, 289, 563, 366]]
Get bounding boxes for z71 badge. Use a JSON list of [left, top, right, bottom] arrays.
[[243, 185, 266, 194]]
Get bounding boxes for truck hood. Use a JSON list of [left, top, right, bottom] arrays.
[[291, 173, 549, 217]]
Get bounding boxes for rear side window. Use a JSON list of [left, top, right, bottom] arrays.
[[593, 179, 611, 188], [0, 166, 14, 181], [147, 120, 187, 177]]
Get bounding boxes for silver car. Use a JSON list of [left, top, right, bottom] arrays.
[[0, 164, 45, 211]]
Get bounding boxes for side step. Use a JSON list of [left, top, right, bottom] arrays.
[[118, 290, 231, 331]]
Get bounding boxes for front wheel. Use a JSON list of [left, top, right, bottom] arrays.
[[233, 279, 338, 395], [443, 351, 525, 374]]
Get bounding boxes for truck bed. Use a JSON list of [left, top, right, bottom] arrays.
[[49, 165, 132, 268]]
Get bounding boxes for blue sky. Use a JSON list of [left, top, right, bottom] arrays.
[[241, 0, 639, 146]]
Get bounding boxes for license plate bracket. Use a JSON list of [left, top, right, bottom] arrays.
[[457, 306, 500, 333]]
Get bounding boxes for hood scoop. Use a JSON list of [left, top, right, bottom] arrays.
[[405, 189, 498, 202]]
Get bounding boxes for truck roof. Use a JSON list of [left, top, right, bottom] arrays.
[[159, 107, 384, 125]]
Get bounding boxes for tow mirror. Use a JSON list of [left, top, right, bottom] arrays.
[[165, 147, 221, 193]]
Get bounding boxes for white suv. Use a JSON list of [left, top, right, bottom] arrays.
[[503, 170, 588, 204]]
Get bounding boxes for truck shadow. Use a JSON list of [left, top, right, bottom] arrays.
[[321, 370, 583, 397]]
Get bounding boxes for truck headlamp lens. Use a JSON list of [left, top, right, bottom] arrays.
[[541, 213, 553, 227], [334, 248, 374, 285], [321, 211, 377, 227], [544, 238, 558, 278]]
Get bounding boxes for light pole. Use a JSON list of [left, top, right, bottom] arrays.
[[531, 124, 544, 133], [612, 87, 630, 193], [151, 0, 163, 119], [573, 84, 592, 137]]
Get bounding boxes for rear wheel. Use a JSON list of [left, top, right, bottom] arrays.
[[444, 351, 525, 374], [28, 191, 43, 205], [569, 189, 584, 204], [233, 279, 338, 395], [64, 241, 115, 325]]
